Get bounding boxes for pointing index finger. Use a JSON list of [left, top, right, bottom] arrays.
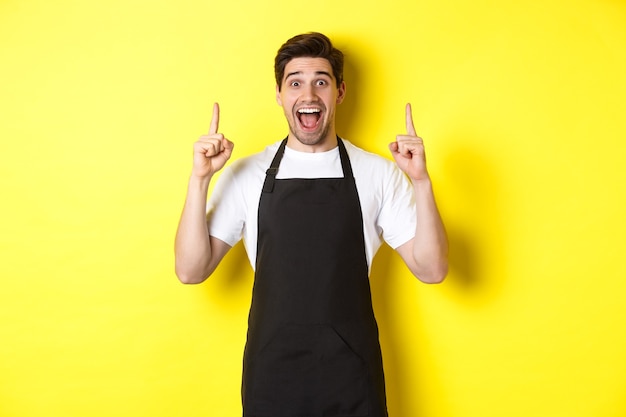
[[209, 102, 220, 135], [405, 103, 417, 136]]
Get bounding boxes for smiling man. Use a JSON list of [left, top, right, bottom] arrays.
[[175, 32, 448, 417]]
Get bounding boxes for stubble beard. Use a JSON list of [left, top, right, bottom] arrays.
[[289, 122, 331, 147]]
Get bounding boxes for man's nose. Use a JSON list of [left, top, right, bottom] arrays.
[[301, 83, 317, 101]]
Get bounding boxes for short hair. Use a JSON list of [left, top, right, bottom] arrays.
[[274, 32, 344, 91]]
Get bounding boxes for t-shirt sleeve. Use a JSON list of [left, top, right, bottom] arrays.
[[205, 165, 246, 247], [378, 165, 417, 249]]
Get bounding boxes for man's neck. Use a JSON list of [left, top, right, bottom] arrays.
[[286, 133, 338, 153]]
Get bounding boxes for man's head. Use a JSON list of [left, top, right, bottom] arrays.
[[275, 32, 344, 91], [274, 33, 347, 151]]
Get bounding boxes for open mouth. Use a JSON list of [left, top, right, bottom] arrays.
[[296, 107, 322, 131]]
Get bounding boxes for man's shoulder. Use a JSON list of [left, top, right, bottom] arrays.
[[227, 141, 281, 175], [342, 139, 397, 171]]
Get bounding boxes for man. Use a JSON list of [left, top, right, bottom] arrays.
[[175, 32, 448, 417]]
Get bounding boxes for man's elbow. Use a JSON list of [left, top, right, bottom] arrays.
[[415, 262, 448, 284], [175, 265, 209, 285]]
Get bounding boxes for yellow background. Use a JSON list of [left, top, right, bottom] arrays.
[[1, 0, 625, 416]]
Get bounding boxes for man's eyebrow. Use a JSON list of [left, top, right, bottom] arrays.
[[285, 71, 302, 79], [285, 71, 333, 79], [315, 71, 333, 78]]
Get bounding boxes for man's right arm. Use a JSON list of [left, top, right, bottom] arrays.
[[174, 103, 234, 284]]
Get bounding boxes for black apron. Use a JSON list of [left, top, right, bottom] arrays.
[[242, 138, 388, 417]]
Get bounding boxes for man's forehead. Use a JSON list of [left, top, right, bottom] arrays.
[[283, 57, 334, 79]]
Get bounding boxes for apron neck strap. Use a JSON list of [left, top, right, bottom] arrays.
[[262, 137, 288, 193], [261, 136, 350, 194]]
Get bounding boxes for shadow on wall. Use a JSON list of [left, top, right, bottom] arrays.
[[334, 38, 365, 145], [203, 241, 254, 313], [440, 141, 507, 302]]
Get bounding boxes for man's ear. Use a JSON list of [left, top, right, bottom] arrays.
[[336, 81, 346, 104], [276, 85, 282, 106]]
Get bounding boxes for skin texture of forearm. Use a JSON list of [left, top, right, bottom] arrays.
[[174, 175, 214, 284], [410, 178, 449, 283]]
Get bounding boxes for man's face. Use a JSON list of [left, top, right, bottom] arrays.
[[276, 57, 346, 150]]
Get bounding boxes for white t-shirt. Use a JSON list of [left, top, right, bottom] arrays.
[[206, 139, 416, 273]]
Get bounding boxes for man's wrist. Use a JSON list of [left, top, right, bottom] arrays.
[[411, 177, 433, 191], [188, 173, 212, 191]]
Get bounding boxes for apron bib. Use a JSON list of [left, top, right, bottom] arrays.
[[242, 138, 388, 417]]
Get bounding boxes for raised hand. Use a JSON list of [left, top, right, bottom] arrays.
[[389, 103, 429, 182], [192, 103, 234, 178]]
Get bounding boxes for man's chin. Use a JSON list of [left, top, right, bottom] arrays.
[[290, 127, 322, 145], [287, 121, 332, 147], [295, 134, 323, 146]]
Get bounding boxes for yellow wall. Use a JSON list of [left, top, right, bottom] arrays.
[[1, 0, 625, 416]]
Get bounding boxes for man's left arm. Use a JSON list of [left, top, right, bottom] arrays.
[[389, 103, 448, 283]]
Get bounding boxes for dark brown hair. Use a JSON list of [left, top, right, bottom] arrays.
[[274, 32, 344, 91]]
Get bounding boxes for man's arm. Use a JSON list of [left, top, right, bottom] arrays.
[[389, 103, 448, 284], [174, 103, 234, 284]]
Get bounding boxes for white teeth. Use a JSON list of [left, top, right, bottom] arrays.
[[297, 108, 321, 114]]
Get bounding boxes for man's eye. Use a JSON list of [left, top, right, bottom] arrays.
[[316, 80, 327, 86], [291, 81, 300, 87]]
